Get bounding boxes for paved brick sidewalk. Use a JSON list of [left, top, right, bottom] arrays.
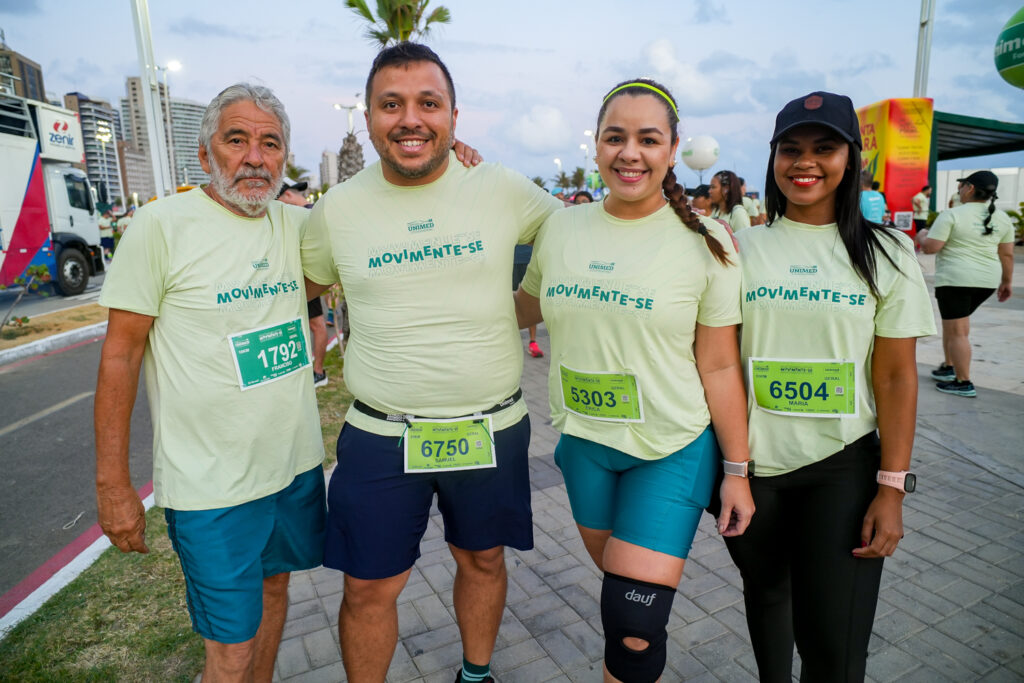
[[275, 255, 1024, 682]]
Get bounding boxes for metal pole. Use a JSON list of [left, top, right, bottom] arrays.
[[913, 0, 936, 97], [129, 0, 172, 197], [162, 68, 177, 188]]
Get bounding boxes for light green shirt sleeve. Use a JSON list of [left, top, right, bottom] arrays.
[[520, 218, 552, 298], [509, 169, 564, 245], [928, 208, 953, 242], [301, 194, 340, 286], [729, 204, 752, 232], [98, 206, 168, 317], [695, 217, 742, 327], [873, 232, 936, 339]]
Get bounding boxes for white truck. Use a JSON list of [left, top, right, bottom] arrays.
[[0, 75, 103, 295]]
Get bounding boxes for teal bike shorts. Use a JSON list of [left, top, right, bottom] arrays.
[[164, 465, 326, 643], [554, 427, 719, 558]]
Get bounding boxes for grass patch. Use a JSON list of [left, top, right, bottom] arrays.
[[0, 304, 107, 350], [316, 341, 352, 470], [0, 507, 203, 682], [0, 339, 354, 680]]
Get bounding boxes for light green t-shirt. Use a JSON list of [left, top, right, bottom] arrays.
[[99, 215, 114, 239], [302, 153, 562, 436], [737, 217, 935, 476], [742, 195, 758, 218], [929, 203, 1014, 288], [713, 204, 752, 232], [912, 192, 929, 219], [99, 189, 324, 510], [521, 203, 741, 460]]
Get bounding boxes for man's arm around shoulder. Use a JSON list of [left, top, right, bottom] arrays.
[[95, 308, 155, 554]]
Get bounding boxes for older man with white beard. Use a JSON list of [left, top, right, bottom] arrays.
[[94, 83, 325, 683]]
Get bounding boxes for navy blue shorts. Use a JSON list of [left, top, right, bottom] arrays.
[[324, 416, 533, 579]]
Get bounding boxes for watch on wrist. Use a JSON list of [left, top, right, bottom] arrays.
[[876, 470, 916, 493], [722, 459, 755, 478]]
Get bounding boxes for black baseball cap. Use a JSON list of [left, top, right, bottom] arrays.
[[770, 91, 862, 149], [957, 170, 998, 191], [278, 177, 308, 197]]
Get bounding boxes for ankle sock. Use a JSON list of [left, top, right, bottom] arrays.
[[460, 658, 491, 682]]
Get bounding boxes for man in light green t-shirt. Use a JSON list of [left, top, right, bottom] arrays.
[[302, 43, 562, 683], [95, 83, 325, 682]]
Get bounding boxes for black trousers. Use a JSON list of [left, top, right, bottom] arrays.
[[724, 433, 884, 683]]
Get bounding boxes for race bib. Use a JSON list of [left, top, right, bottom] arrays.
[[404, 416, 497, 473], [749, 358, 858, 417], [228, 318, 310, 390], [559, 365, 644, 422]]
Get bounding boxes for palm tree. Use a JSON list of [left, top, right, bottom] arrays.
[[286, 163, 312, 184], [551, 171, 571, 191], [346, 0, 451, 46], [531, 176, 547, 191], [570, 166, 586, 192], [337, 133, 365, 183]]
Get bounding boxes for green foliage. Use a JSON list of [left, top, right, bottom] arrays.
[[286, 163, 312, 184], [2, 265, 50, 331], [570, 166, 586, 191], [345, 0, 452, 46], [550, 171, 571, 191], [531, 176, 546, 190], [1007, 202, 1024, 243], [337, 132, 365, 184]]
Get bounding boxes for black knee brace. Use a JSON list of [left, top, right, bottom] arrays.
[[600, 571, 677, 683]]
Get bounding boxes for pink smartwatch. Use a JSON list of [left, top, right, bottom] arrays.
[[876, 470, 916, 493]]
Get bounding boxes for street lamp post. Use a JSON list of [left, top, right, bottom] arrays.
[[96, 121, 113, 204], [582, 130, 593, 175], [580, 143, 589, 177], [333, 94, 365, 134], [157, 60, 182, 188]]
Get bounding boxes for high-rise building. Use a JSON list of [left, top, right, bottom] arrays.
[[169, 97, 208, 186], [118, 140, 154, 205], [320, 150, 339, 188], [0, 32, 45, 101], [118, 76, 170, 196], [64, 92, 125, 205]]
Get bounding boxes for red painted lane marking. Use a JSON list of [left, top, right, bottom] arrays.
[[0, 335, 105, 373], [0, 480, 154, 620]]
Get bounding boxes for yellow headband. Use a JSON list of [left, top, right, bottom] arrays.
[[602, 82, 678, 118]]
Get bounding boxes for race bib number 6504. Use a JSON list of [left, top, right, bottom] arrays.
[[749, 358, 857, 417]]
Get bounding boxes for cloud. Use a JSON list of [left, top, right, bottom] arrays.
[[504, 104, 571, 155], [642, 40, 756, 116], [168, 18, 258, 41], [0, 0, 41, 15], [693, 1, 727, 25], [832, 53, 894, 79], [444, 39, 555, 55]]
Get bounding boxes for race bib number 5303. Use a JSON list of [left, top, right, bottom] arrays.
[[559, 365, 644, 422]]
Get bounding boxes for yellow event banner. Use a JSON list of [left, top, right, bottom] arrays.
[[856, 98, 933, 215]]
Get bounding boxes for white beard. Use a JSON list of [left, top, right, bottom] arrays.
[[207, 155, 281, 217]]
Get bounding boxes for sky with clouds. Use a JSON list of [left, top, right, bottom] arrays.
[[2, 0, 1022, 191]]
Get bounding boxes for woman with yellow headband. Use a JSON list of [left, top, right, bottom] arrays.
[[515, 78, 754, 683]]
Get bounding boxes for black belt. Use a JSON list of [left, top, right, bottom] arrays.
[[352, 389, 523, 424]]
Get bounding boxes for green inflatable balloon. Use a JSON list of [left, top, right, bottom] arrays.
[[995, 6, 1024, 89]]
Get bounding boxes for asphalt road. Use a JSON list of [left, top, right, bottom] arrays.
[[0, 334, 152, 596], [0, 272, 104, 322]]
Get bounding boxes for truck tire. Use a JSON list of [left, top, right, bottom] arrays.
[[55, 247, 89, 296]]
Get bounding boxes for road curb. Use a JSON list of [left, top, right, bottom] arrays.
[[0, 321, 107, 367]]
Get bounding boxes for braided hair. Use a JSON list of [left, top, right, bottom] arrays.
[[597, 78, 730, 265], [964, 183, 999, 235]]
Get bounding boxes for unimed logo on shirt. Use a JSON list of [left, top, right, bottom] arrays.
[[407, 218, 435, 232], [588, 260, 615, 272], [789, 264, 818, 275], [252, 258, 270, 270]]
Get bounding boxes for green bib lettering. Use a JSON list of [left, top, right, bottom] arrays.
[[559, 365, 643, 422], [749, 358, 857, 417], [404, 416, 497, 473], [229, 318, 310, 390]]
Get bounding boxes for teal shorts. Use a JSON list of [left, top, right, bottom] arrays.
[[554, 428, 719, 558], [165, 465, 326, 643]]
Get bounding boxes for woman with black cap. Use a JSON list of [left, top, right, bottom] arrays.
[[917, 170, 1015, 397], [726, 91, 935, 682]]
